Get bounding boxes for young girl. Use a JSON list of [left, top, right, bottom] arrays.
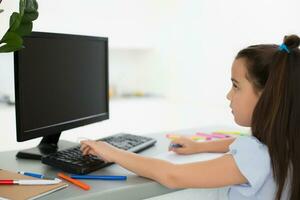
[[81, 35, 300, 200]]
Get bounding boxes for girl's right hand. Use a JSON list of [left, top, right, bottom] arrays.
[[169, 137, 203, 155], [80, 140, 120, 163]]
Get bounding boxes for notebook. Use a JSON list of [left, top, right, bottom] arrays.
[[0, 169, 68, 200]]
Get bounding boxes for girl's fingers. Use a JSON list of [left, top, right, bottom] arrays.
[[81, 145, 91, 154], [80, 144, 87, 152], [80, 140, 96, 151], [80, 140, 104, 157], [80, 140, 115, 162], [80, 140, 90, 150], [83, 147, 97, 156], [80, 141, 95, 155], [172, 148, 188, 155], [88, 149, 97, 156], [82, 147, 90, 155]]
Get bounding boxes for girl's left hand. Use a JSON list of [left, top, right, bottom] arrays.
[[80, 140, 120, 163]]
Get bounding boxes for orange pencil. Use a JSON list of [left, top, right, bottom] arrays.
[[58, 172, 90, 191]]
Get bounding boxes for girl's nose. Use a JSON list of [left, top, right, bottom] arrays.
[[226, 90, 232, 100]]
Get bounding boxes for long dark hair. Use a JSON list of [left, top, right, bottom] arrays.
[[236, 35, 300, 200]]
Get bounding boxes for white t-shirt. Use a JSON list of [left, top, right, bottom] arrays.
[[227, 136, 290, 200]]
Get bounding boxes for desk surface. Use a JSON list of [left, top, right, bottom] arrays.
[[0, 131, 181, 200], [0, 127, 243, 200]]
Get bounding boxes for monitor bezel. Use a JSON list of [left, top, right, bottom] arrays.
[[14, 32, 109, 142]]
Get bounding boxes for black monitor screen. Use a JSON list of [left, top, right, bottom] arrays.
[[14, 32, 109, 141]]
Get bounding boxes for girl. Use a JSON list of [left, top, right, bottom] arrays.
[[81, 35, 300, 200]]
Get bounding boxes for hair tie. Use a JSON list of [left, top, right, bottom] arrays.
[[278, 43, 290, 53]]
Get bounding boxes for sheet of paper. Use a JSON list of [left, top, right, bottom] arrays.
[[155, 151, 224, 164]]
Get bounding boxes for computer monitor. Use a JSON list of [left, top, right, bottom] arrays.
[[14, 32, 109, 160]]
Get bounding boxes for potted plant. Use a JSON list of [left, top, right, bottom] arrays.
[[0, 0, 38, 52], [0, 0, 38, 104]]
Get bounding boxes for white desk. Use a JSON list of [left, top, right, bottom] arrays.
[[0, 130, 230, 200]]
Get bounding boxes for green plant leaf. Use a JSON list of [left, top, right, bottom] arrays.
[[19, 0, 26, 16], [21, 0, 39, 23], [0, 32, 23, 52], [9, 12, 22, 31], [25, 0, 38, 12], [1, 32, 23, 46], [0, 44, 23, 53], [15, 22, 33, 36], [0, 0, 38, 53], [22, 10, 38, 22]]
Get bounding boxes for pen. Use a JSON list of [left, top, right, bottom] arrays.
[[58, 173, 90, 190], [169, 143, 183, 148], [70, 175, 127, 181], [18, 171, 53, 179], [0, 178, 61, 185]]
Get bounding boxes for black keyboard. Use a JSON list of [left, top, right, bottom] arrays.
[[41, 133, 157, 174]]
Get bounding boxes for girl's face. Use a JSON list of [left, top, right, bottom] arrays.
[[226, 58, 261, 127]]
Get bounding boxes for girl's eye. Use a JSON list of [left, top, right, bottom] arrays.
[[232, 83, 238, 89]]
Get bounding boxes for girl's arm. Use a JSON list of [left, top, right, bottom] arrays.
[[198, 137, 236, 152], [170, 137, 236, 155], [81, 140, 247, 189]]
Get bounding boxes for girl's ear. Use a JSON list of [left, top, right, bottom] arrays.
[[257, 89, 263, 97]]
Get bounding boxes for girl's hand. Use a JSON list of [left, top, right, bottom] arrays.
[[80, 140, 120, 163], [169, 137, 202, 155]]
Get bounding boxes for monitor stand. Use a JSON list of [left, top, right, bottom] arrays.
[[16, 133, 77, 160]]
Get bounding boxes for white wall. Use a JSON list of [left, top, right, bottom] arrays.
[[155, 0, 300, 106], [1, 0, 300, 112]]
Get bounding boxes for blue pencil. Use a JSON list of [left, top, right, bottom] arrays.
[[18, 171, 53, 179], [70, 175, 127, 181]]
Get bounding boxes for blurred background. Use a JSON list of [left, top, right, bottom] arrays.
[[1, 0, 299, 150]]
